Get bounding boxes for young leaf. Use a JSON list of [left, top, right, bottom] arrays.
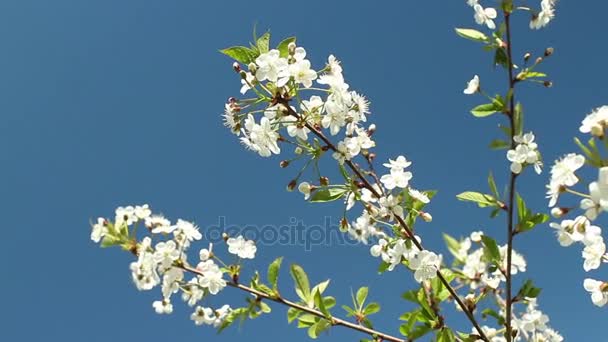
[[219, 46, 257, 64], [314, 290, 331, 318], [309, 188, 348, 202], [454, 28, 489, 42], [267, 257, 283, 290], [471, 103, 500, 117], [256, 31, 271, 54], [481, 236, 501, 264], [456, 191, 498, 208], [363, 302, 380, 315], [356, 287, 368, 309], [290, 264, 311, 301], [488, 172, 499, 199]]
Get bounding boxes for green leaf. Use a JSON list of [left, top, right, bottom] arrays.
[[443, 233, 462, 261], [290, 264, 311, 301], [455, 28, 489, 42], [489, 139, 510, 150], [494, 47, 509, 68], [267, 257, 283, 291], [481, 308, 505, 325], [256, 32, 271, 53], [219, 46, 258, 64], [277, 36, 296, 58], [437, 328, 457, 342], [363, 302, 380, 315], [309, 188, 348, 202], [514, 102, 524, 135], [481, 236, 501, 264], [471, 103, 500, 117], [314, 290, 331, 318], [356, 287, 368, 309], [488, 172, 499, 199], [517, 279, 542, 299], [287, 307, 302, 323], [456, 191, 498, 208]]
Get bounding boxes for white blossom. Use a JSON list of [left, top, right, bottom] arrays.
[[409, 250, 441, 283], [463, 75, 480, 95], [153, 299, 173, 314], [227, 235, 257, 259], [582, 240, 606, 271], [255, 49, 289, 84], [583, 278, 608, 307], [91, 217, 108, 243], [197, 260, 226, 295], [473, 4, 497, 30], [580, 105, 608, 136]]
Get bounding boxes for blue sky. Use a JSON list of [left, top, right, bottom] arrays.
[[1, 0, 606, 341]]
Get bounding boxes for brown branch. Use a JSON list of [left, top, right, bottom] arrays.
[[277, 98, 490, 342], [504, 11, 518, 342], [182, 265, 405, 342]]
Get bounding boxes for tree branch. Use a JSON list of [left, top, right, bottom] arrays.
[[182, 265, 405, 342], [278, 98, 490, 342]]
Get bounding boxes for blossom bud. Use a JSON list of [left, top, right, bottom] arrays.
[[470, 231, 483, 243], [222, 233, 229, 242], [319, 176, 329, 186], [601, 282, 608, 292], [248, 63, 257, 74], [278, 104, 289, 116], [340, 217, 349, 232], [239, 70, 248, 80], [535, 57, 543, 65], [232, 62, 241, 72], [420, 211, 433, 222], [280, 160, 290, 168], [591, 124, 604, 138], [228, 97, 237, 104], [524, 52, 531, 61], [544, 47, 554, 57], [367, 153, 376, 162], [287, 180, 297, 191], [294, 147, 303, 155], [551, 207, 568, 218], [543, 80, 553, 88], [288, 42, 296, 55], [367, 124, 376, 136]]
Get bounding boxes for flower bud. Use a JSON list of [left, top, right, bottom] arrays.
[[340, 217, 349, 232], [248, 63, 257, 74], [320, 176, 329, 186], [551, 207, 569, 218], [232, 62, 241, 72], [367, 153, 376, 162], [591, 124, 604, 138], [368, 124, 377, 136], [524, 52, 531, 61], [288, 42, 296, 55], [544, 80, 553, 88], [544, 47, 554, 57], [470, 231, 483, 243], [222, 233, 229, 242], [535, 57, 543, 65], [287, 180, 297, 191], [239, 70, 248, 80], [420, 211, 433, 222], [294, 147, 303, 155], [601, 282, 608, 292], [280, 160, 290, 168]]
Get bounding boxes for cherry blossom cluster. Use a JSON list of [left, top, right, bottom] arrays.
[[466, 0, 557, 31], [507, 132, 542, 175], [546, 106, 608, 307], [443, 231, 563, 341], [473, 298, 563, 342], [91, 205, 258, 325], [448, 231, 526, 291], [225, 39, 441, 283], [370, 237, 441, 282]]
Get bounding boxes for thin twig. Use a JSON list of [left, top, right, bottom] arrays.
[[182, 265, 405, 342], [278, 98, 490, 342]]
